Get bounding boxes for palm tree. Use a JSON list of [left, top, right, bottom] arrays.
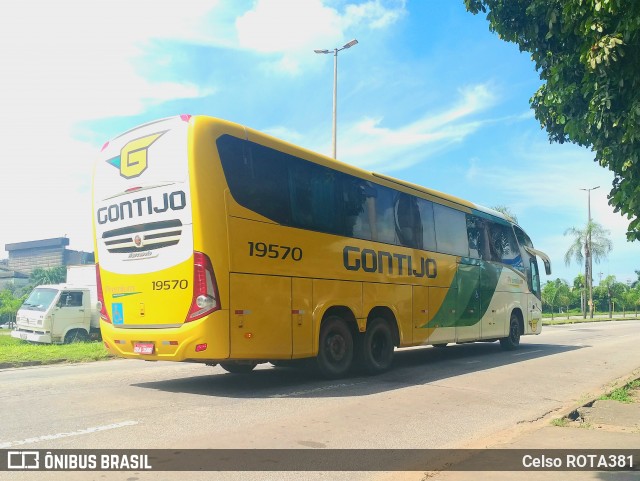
[[564, 221, 612, 318]]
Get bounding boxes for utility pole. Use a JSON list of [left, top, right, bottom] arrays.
[[580, 186, 600, 319], [314, 39, 358, 159]]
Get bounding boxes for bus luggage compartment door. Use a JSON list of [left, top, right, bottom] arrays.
[[229, 274, 292, 359]]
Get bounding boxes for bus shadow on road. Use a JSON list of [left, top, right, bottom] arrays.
[[132, 341, 583, 399]]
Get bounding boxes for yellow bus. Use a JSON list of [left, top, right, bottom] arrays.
[[93, 115, 551, 377]]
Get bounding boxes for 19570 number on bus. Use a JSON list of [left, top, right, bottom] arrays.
[[248, 242, 303, 261]]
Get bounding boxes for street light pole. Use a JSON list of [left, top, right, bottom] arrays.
[[314, 39, 358, 159], [580, 185, 600, 318]]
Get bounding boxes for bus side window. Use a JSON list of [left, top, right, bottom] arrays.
[[345, 179, 377, 241], [342, 181, 394, 245], [395, 193, 423, 249], [217, 135, 292, 226], [290, 160, 344, 235], [488, 222, 524, 271], [466, 215, 491, 260], [417, 199, 436, 251], [433, 204, 469, 257]]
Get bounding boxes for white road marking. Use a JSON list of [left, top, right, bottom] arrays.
[[0, 420, 139, 448]]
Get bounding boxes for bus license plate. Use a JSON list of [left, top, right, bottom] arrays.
[[134, 343, 154, 355]]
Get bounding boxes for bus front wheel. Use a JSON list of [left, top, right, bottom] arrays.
[[317, 316, 354, 378], [500, 313, 521, 351], [358, 318, 394, 374]]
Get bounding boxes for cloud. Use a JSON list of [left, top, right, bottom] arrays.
[[0, 1, 223, 251], [4, 0, 404, 250], [344, 0, 407, 29], [235, 0, 406, 74], [329, 83, 496, 169], [460, 132, 640, 283], [236, 0, 343, 54]]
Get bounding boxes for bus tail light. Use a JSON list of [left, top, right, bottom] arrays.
[[186, 252, 220, 322], [95, 263, 112, 323]]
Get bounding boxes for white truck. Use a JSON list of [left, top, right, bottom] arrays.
[[11, 265, 100, 344]]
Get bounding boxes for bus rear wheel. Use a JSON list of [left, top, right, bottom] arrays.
[[220, 361, 257, 374], [500, 313, 521, 351], [317, 316, 353, 378], [358, 318, 394, 374]]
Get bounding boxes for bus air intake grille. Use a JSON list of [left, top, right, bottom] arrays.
[[102, 220, 183, 253]]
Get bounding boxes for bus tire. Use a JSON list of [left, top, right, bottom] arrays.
[[433, 343, 448, 348], [64, 329, 89, 344], [220, 361, 257, 374], [500, 313, 521, 351], [317, 316, 354, 378], [357, 318, 394, 374]]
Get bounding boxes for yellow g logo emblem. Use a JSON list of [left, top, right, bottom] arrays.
[[107, 131, 167, 179]]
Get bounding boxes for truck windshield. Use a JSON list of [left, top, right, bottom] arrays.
[[21, 288, 58, 312]]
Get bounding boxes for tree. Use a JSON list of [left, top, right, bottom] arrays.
[[542, 278, 570, 320], [564, 221, 612, 317], [0, 289, 25, 326], [599, 275, 627, 318], [29, 266, 66, 286], [465, 1, 640, 240], [632, 269, 640, 288], [625, 287, 640, 316], [492, 205, 518, 224], [573, 273, 586, 315]]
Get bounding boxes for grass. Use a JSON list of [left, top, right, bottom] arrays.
[[542, 313, 640, 325], [0, 335, 113, 368], [551, 418, 569, 427], [599, 379, 640, 403]]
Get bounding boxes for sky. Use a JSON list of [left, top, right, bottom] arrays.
[[1, 0, 639, 286]]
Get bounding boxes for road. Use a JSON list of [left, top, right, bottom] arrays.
[[2, 320, 639, 480]]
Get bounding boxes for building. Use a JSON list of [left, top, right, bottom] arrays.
[[0, 266, 29, 290], [4, 237, 94, 276]]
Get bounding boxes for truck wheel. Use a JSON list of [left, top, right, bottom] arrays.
[[64, 329, 89, 344]]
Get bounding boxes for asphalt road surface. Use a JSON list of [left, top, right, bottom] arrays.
[[2, 320, 639, 481]]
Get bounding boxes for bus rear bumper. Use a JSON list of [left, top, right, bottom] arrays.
[[100, 310, 230, 362]]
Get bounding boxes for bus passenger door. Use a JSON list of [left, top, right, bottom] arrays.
[[229, 274, 292, 359], [527, 258, 543, 333], [479, 262, 503, 339], [455, 258, 481, 342]]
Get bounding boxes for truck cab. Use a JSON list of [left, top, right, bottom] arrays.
[[11, 284, 99, 344]]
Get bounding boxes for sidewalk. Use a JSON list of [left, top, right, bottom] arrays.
[[380, 373, 640, 481]]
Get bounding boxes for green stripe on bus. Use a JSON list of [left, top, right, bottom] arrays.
[[421, 261, 502, 328]]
